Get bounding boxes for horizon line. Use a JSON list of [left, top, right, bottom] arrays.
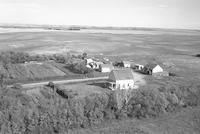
[[0, 22, 200, 31]]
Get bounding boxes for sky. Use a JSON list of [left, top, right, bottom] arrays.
[[0, 0, 200, 29]]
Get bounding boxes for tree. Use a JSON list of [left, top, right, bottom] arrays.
[[82, 52, 87, 59], [70, 62, 93, 75], [0, 72, 7, 88]]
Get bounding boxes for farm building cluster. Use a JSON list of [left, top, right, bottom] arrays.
[[84, 57, 169, 90]]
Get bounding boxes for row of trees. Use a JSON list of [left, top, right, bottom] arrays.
[[0, 51, 89, 65], [0, 51, 74, 64]]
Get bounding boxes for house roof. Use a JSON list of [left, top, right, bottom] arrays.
[[123, 61, 131, 64], [100, 64, 114, 68], [111, 69, 134, 80], [144, 63, 159, 70]]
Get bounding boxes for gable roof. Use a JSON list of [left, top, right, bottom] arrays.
[[100, 64, 114, 68], [144, 63, 159, 70], [111, 69, 134, 80], [123, 61, 131, 64]]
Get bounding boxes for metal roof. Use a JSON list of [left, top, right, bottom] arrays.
[[110, 69, 134, 80], [100, 64, 114, 68]]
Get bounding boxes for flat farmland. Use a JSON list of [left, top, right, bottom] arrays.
[[0, 28, 200, 56], [0, 27, 200, 80]]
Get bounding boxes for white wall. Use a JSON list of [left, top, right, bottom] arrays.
[[116, 80, 134, 90], [101, 68, 112, 73], [152, 65, 163, 73], [124, 64, 131, 68]]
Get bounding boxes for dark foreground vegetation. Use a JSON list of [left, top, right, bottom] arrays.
[[0, 81, 200, 134]]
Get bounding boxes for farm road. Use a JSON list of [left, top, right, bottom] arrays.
[[14, 77, 109, 88], [10, 71, 146, 89]]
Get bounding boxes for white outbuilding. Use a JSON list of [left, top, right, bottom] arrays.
[[108, 69, 134, 90], [122, 61, 131, 68], [134, 64, 144, 71], [99, 64, 114, 73], [143, 63, 163, 75]]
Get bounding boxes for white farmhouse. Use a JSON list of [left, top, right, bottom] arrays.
[[100, 64, 114, 73], [122, 61, 131, 68], [108, 69, 134, 90], [143, 63, 163, 75]]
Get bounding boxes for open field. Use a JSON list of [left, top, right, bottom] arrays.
[[0, 28, 200, 56]]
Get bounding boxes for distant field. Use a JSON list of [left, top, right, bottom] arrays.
[[0, 28, 200, 56], [0, 27, 200, 80]]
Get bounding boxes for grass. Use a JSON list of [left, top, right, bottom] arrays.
[[4, 62, 65, 81], [0, 28, 200, 56], [70, 107, 200, 134], [57, 81, 109, 99]]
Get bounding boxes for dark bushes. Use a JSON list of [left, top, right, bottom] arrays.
[[68, 61, 93, 74], [0, 82, 200, 133], [195, 54, 200, 57], [0, 51, 72, 64]]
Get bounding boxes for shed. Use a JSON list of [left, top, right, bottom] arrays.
[[100, 64, 114, 73], [122, 61, 131, 68], [143, 63, 163, 74]]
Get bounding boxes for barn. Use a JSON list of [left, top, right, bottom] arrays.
[[108, 69, 134, 90]]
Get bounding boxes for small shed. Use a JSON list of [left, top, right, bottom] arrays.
[[108, 69, 134, 90], [100, 64, 114, 73], [122, 61, 131, 68], [143, 63, 163, 75], [134, 64, 144, 71]]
